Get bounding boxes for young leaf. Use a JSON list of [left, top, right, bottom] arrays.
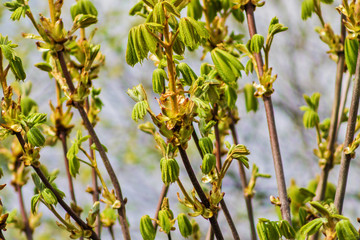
[[301, 0, 315, 20], [152, 68, 167, 94], [187, 0, 202, 20], [132, 101, 149, 122], [244, 83, 258, 112], [211, 48, 243, 83], [27, 127, 45, 147], [179, 17, 209, 49], [336, 220, 360, 240], [42, 188, 58, 205], [10, 56, 26, 81], [299, 218, 325, 236], [140, 215, 156, 240], [344, 38, 359, 75], [31, 194, 40, 214], [177, 62, 197, 85], [250, 34, 264, 53], [162, 1, 180, 18], [224, 85, 237, 109]]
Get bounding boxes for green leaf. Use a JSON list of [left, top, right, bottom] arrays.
[[177, 62, 197, 85], [140, 215, 156, 240], [299, 218, 326, 236], [70, 0, 98, 20], [90, 143, 108, 153], [10, 56, 26, 80], [224, 85, 237, 109], [34, 62, 53, 72], [158, 210, 172, 233], [320, 0, 333, 4], [67, 143, 80, 178], [153, 2, 166, 24], [187, 0, 202, 20], [31, 194, 40, 214], [27, 127, 45, 147], [162, 1, 180, 18], [310, 201, 330, 217], [211, 48, 243, 83], [336, 220, 360, 240], [31, 173, 43, 191], [152, 68, 166, 94], [132, 101, 149, 122], [302, 109, 319, 128], [250, 34, 264, 53], [126, 27, 139, 67], [129, 1, 144, 16], [301, 0, 315, 20], [244, 83, 258, 112], [345, 38, 359, 75], [179, 17, 209, 49], [42, 188, 58, 205], [278, 220, 296, 239], [25, 113, 47, 127], [177, 213, 193, 237]]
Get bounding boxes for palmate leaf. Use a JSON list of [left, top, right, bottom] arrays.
[[211, 48, 243, 84], [126, 24, 158, 67], [179, 17, 209, 49]]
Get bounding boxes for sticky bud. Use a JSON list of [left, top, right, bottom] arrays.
[[140, 215, 156, 240], [199, 137, 213, 155], [177, 213, 193, 238], [201, 153, 216, 174], [160, 158, 179, 185]]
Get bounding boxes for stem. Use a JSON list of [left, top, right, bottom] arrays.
[[56, 51, 130, 239], [0, 230, 5, 240], [167, 233, 172, 240], [109, 226, 115, 240], [14, 133, 99, 240], [16, 184, 33, 240], [314, 19, 346, 202], [245, 3, 291, 224], [219, 199, 240, 240], [214, 105, 222, 171], [334, 41, 360, 213], [59, 132, 77, 205], [178, 147, 224, 240], [153, 184, 169, 230], [229, 117, 257, 240], [89, 138, 101, 236], [337, 72, 352, 132]]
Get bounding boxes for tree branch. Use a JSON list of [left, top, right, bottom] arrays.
[[244, 3, 291, 224], [57, 51, 130, 239]]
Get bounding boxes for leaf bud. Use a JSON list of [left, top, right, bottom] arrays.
[[201, 153, 216, 174], [158, 209, 171, 234], [27, 127, 45, 147], [224, 85, 237, 109], [244, 83, 258, 112], [177, 213, 193, 238], [177, 62, 197, 86], [152, 68, 166, 94], [160, 158, 179, 185], [199, 137, 213, 155], [140, 215, 156, 240], [250, 34, 264, 53]]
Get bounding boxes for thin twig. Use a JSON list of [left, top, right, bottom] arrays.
[[337, 72, 352, 132], [178, 147, 224, 240], [229, 115, 257, 240], [56, 51, 130, 239], [14, 133, 99, 240], [16, 184, 33, 240], [153, 184, 169, 230], [244, 3, 291, 224], [314, 16, 346, 202], [59, 132, 77, 205], [334, 41, 360, 213]]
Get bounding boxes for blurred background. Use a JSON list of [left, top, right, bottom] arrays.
[[1, 0, 360, 239]]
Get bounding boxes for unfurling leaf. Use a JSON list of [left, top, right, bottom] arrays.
[[10, 56, 26, 81], [132, 101, 148, 122], [244, 83, 258, 112], [160, 157, 179, 185], [27, 127, 45, 147], [152, 68, 167, 94], [179, 17, 209, 49], [177, 213, 193, 237], [301, 0, 315, 20], [187, 0, 202, 20], [140, 215, 156, 240], [42, 188, 58, 205], [250, 34, 264, 53], [211, 48, 243, 83], [336, 220, 359, 240], [224, 85, 237, 109], [201, 153, 216, 174], [177, 62, 197, 85], [70, 0, 98, 20], [344, 38, 359, 75], [299, 218, 325, 236]]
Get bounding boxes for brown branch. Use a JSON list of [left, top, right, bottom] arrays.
[[178, 147, 224, 240], [334, 41, 360, 213], [56, 51, 130, 239], [16, 184, 33, 240], [153, 184, 169, 230], [229, 116, 257, 240], [14, 133, 99, 240], [244, 3, 291, 224]]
